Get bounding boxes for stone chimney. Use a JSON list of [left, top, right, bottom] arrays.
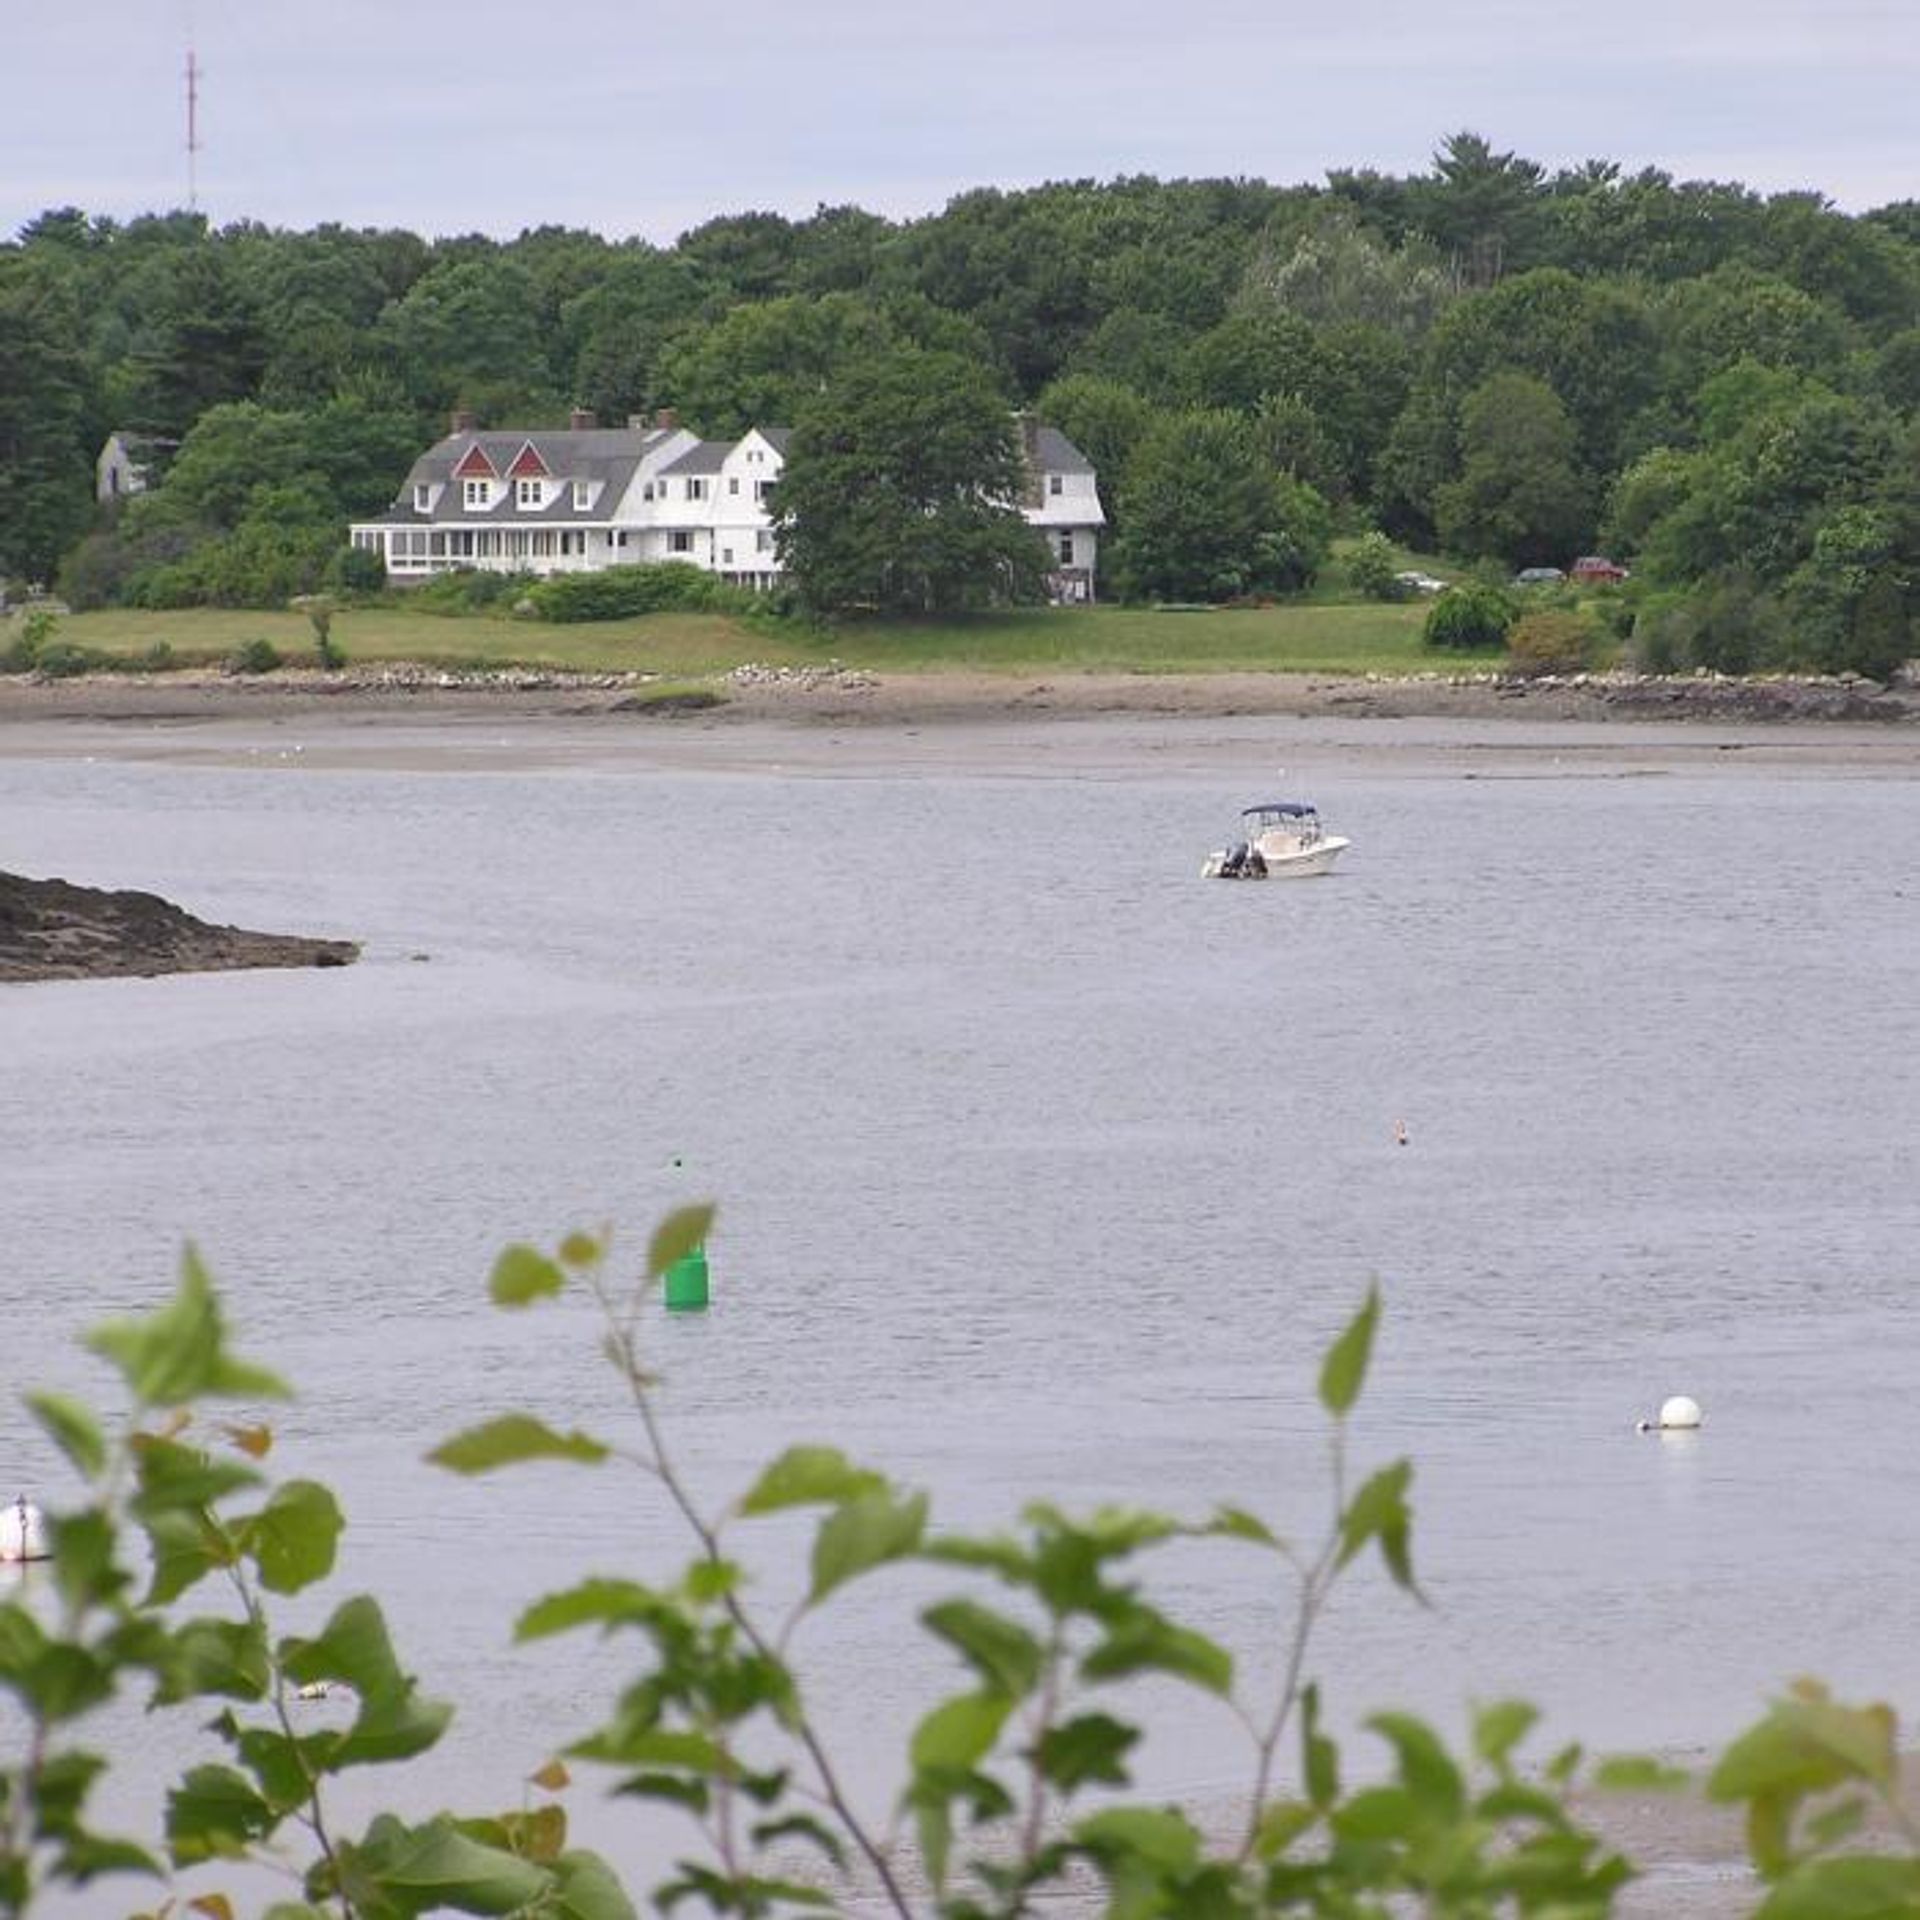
[[450, 407, 478, 435], [569, 407, 597, 432]]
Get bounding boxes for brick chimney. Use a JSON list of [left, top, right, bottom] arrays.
[[653, 407, 678, 431], [450, 407, 478, 435], [569, 407, 597, 431]]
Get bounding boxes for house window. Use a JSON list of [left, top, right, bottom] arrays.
[[686, 477, 708, 501], [614, 531, 627, 548], [668, 530, 694, 554], [754, 480, 771, 501], [1049, 473, 1063, 496], [728, 476, 740, 495], [516, 478, 542, 508], [413, 484, 431, 512], [463, 478, 490, 509], [642, 482, 654, 500], [572, 480, 592, 509], [1057, 534, 1074, 565], [755, 530, 772, 553], [722, 546, 734, 565]]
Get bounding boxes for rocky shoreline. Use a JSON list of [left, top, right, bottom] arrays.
[[0, 870, 360, 985], [0, 662, 1915, 729]]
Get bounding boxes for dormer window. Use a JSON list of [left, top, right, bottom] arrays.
[[516, 477, 544, 509], [463, 477, 492, 509], [413, 483, 431, 512], [572, 479, 592, 510]]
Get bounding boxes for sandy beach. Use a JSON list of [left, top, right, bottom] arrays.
[[2, 665, 1917, 785]]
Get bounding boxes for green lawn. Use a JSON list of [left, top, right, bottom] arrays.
[[54, 599, 1460, 681]]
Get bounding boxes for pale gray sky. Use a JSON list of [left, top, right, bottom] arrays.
[[7, 0, 1915, 242]]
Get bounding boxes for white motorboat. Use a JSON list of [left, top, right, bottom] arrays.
[[1203, 801, 1351, 879]]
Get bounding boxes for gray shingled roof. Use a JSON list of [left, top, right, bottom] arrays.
[[1028, 425, 1092, 474], [656, 440, 729, 476]]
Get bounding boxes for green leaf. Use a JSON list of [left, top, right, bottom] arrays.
[[516, 1578, 662, 1642], [921, 1598, 1043, 1696], [647, 1205, 715, 1279], [429, 1415, 610, 1475], [808, 1489, 927, 1604], [1336, 1458, 1421, 1595], [85, 1247, 290, 1408], [1318, 1282, 1380, 1417], [489, 1244, 568, 1307], [910, 1691, 1010, 1772], [1754, 1855, 1920, 1919], [1033, 1712, 1139, 1792], [571, 1726, 730, 1772], [153, 1616, 271, 1706], [166, 1763, 277, 1865], [738, 1445, 886, 1515], [1081, 1607, 1233, 1696], [1330, 1784, 1419, 1843], [1205, 1505, 1286, 1551], [1252, 1799, 1318, 1859], [1591, 1754, 1689, 1793], [558, 1231, 605, 1271], [130, 1434, 262, 1518], [1302, 1683, 1341, 1809], [47, 1507, 127, 1615], [25, 1392, 107, 1480], [239, 1480, 343, 1595], [1072, 1806, 1201, 1874], [548, 1848, 641, 1920], [1366, 1712, 1465, 1820], [142, 1508, 228, 1606], [356, 1813, 551, 1911], [1472, 1698, 1540, 1771], [278, 1596, 452, 1769]]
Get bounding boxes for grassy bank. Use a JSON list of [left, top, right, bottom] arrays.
[[48, 600, 1450, 681]]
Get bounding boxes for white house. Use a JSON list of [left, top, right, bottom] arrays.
[[350, 409, 1104, 602], [95, 432, 176, 505]]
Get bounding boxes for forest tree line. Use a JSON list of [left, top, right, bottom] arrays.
[[2, 133, 1917, 670]]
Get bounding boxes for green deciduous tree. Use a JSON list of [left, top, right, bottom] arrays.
[[1110, 409, 1332, 602], [1434, 372, 1592, 568], [773, 346, 1049, 616]]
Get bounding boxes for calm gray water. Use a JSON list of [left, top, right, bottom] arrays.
[[4, 710, 1918, 1905]]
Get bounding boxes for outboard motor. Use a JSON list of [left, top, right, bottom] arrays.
[[1220, 842, 1249, 877]]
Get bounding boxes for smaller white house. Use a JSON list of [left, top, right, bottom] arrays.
[[351, 409, 1104, 602], [95, 432, 175, 505]]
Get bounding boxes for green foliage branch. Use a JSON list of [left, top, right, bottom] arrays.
[[3, 1218, 1918, 1917]]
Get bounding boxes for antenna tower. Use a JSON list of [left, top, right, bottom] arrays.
[[185, 45, 202, 211]]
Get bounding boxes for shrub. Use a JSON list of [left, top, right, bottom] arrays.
[[524, 562, 761, 623], [406, 568, 537, 615], [1423, 581, 1514, 650], [1343, 530, 1405, 600], [4, 1223, 1918, 1920], [225, 637, 283, 675], [1506, 610, 1592, 677], [30, 641, 91, 679]]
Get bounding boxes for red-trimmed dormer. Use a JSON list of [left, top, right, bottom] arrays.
[[453, 444, 498, 479], [506, 441, 551, 480]]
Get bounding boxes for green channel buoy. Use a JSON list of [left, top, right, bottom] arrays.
[[664, 1244, 710, 1312]]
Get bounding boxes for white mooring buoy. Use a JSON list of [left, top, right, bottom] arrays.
[[1637, 1394, 1704, 1433], [1, 1496, 49, 1563]]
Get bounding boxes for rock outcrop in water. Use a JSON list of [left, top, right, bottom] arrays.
[[0, 871, 360, 983]]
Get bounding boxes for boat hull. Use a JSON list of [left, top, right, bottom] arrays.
[[1203, 835, 1349, 879]]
